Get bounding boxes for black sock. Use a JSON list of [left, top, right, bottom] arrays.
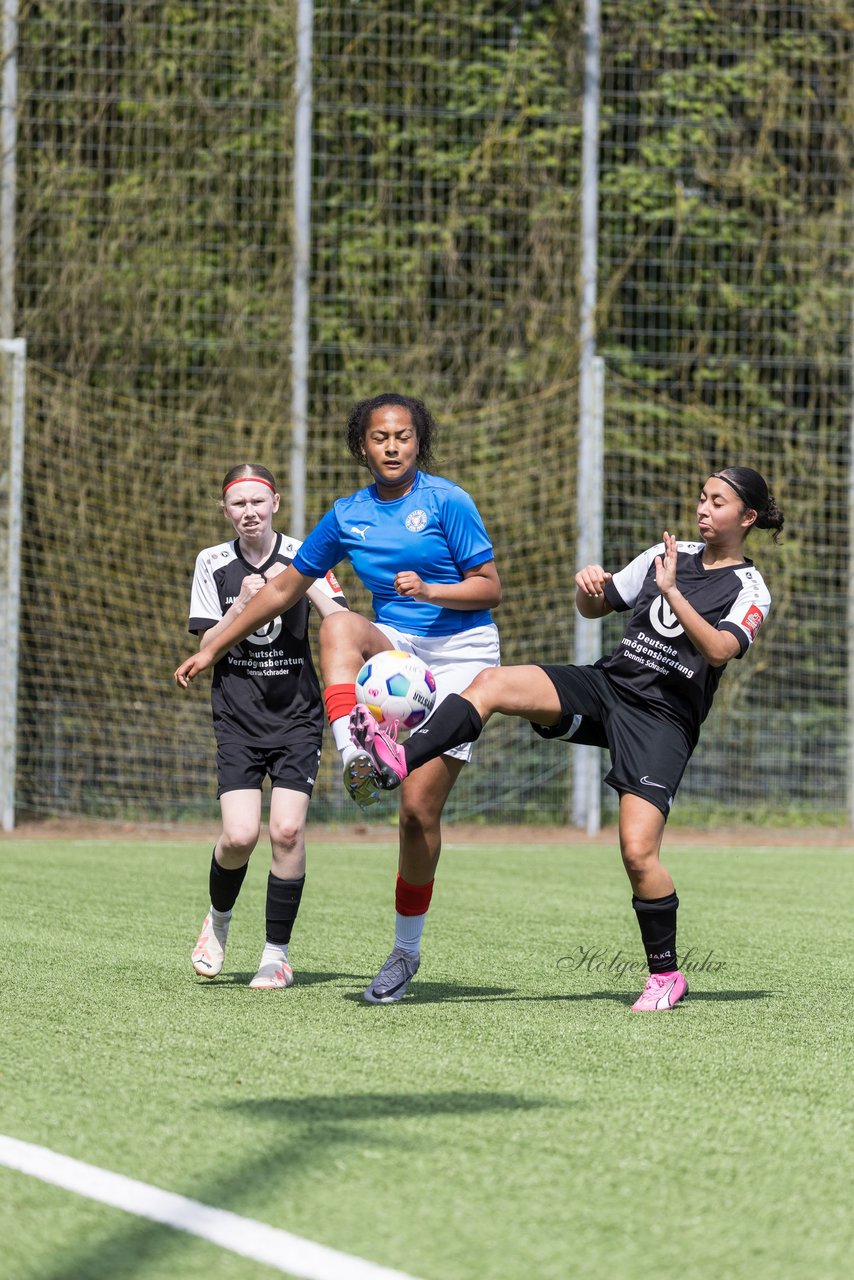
[[209, 850, 249, 913], [403, 693, 484, 772], [265, 873, 306, 945], [632, 892, 679, 974]]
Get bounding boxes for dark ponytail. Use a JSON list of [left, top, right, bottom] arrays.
[[713, 467, 784, 543]]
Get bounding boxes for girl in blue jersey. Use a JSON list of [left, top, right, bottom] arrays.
[[175, 395, 502, 1004], [349, 467, 784, 1012]]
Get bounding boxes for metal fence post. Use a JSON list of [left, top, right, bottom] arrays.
[[573, 0, 603, 835], [290, 0, 313, 539], [0, 337, 25, 830]]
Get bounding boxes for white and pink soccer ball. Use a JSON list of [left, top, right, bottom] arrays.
[[355, 649, 437, 732]]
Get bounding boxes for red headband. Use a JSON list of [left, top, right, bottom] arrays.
[[222, 476, 277, 495]]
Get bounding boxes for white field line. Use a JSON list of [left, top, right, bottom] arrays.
[[0, 1135, 423, 1280]]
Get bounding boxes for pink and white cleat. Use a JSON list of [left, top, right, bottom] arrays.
[[192, 912, 230, 978], [349, 706, 409, 790], [631, 970, 688, 1011], [249, 958, 294, 989]]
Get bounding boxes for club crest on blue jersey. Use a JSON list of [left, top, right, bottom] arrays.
[[405, 509, 428, 532]]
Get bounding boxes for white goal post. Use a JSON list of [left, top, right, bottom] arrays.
[[0, 336, 25, 830]]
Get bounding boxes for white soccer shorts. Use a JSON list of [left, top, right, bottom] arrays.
[[373, 621, 500, 763]]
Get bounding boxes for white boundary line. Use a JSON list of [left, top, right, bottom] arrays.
[[0, 1135, 422, 1280]]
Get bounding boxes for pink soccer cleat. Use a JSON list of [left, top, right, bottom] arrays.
[[349, 706, 409, 790], [631, 970, 688, 1012]]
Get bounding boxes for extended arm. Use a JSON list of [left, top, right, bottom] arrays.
[[196, 573, 267, 650], [655, 531, 740, 666], [175, 563, 317, 686], [305, 580, 348, 619]]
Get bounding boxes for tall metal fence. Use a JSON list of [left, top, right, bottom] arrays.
[[1, 1, 850, 827]]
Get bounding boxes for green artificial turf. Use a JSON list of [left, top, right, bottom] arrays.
[[1, 834, 852, 1279]]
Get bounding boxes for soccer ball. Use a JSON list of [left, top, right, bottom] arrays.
[[355, 650, 437, 731]]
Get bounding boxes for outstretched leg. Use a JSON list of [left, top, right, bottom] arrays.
[[351, 665, 563, 788]]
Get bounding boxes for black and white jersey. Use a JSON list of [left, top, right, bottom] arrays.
[[601, 540, 770, 743], [189, 531, 347, 747]]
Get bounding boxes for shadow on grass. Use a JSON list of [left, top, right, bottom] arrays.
[[345, 982, 777, 1006], [676, 988, 777, 1001], [32, 1089, 554, 1280], [197, 969, 366, 988], [226, 1089, 555, 1124], [536, 989, 778, 1009], [343, 980, 518, 1005], [530, 988, 776, 1005]]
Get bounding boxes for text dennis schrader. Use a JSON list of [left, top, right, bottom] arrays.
[[557, 946, 725, 978]]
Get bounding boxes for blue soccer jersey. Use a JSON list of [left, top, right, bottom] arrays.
[[292, 471, 495, 635]]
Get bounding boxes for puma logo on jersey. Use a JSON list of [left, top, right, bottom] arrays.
[[350, 525, 370, 540]]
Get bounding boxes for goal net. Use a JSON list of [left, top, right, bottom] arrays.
[[3, 355, 846, 827], [4, 0, 850, 827]]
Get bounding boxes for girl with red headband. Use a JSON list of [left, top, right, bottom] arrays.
[[187, 464, 347, 990]]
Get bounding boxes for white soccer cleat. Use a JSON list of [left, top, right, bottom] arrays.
[[191, 913, 230, 978], [249, 957, 294, 989]]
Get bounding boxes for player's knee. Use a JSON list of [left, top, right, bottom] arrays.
[[466, 665, 503, 711], [619, 839, 658, 877], [268, 819, 304, 855], [318, 608, 352, 652], [220, 821, 260, 858], [398, 802, 438, 844]]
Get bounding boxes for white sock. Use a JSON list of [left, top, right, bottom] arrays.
[[258, 941, 289, 967], [209, 905, 232, 934], [332, 715, 358, 760], [395, 912, 425, 957]]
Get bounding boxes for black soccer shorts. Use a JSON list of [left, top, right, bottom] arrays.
[[532, 663, 694, 819], [215, 731, 322, 798]]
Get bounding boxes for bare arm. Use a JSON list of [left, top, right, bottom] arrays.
[[197, 573, 268, 650], [655, 531, 740, 667], [392, 560, 502, 610], [175, 563, 316, 686], [305, 580, 348, 619], [265, 559, 347, 622], [575, 563, 615, 619]]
